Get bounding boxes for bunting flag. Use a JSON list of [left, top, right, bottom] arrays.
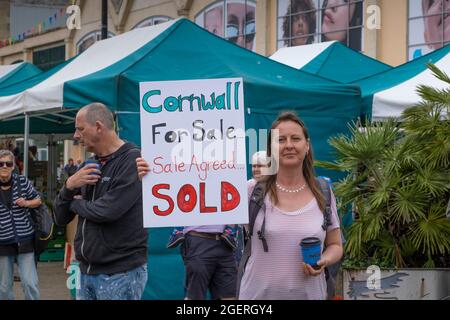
[[2, 6, 68, 47]]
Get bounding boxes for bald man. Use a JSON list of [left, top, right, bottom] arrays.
[[54, 103, 148, 300]]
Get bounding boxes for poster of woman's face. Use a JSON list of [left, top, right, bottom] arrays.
[[408, 0, 450, 60], [277, 0, 363, 51], [195, 0, 256, 51]]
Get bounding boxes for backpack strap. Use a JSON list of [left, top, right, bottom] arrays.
[[14, 175, 28, 210], [316, 177, 332, 231], [237, 180, 266, 297], [247, 181, 268, 252], [248, 181, 265, 235]]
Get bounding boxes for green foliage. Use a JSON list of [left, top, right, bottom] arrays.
[[319, 64, 450, 268]]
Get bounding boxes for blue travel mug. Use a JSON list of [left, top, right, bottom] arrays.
[[84, 159, 101, 175], [300, 237, 322, 270]]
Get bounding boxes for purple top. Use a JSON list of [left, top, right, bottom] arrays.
[[239, 179, 341, 300]]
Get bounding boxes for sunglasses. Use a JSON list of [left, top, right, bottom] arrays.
[[0, 161, 14, 168], [226, 20, 256, 43]]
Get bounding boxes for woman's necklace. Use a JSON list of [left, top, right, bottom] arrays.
[[276, 181, 307, 193]]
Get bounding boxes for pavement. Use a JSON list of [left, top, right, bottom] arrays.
[[13, 261, 72, 300]]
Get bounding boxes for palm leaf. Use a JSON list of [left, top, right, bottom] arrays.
[[409, 205, 450, 256], [389, 185, 428, 224]]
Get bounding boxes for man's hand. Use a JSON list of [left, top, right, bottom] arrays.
[[302, 258, 328, 277], [15, 198, 28, 208], [66, 164, 101, 190], [136, 157, 150, 180]]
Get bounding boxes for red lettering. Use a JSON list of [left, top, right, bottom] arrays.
[[152, 184, 174, 216], [177, 184, 197, 212], [221, 181, 240, 211], [220, 160, 227, 170], [199, 182, 217, 213]]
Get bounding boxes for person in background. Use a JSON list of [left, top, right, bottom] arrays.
[[76, 159, 82, 170], [0, 149, 42, 300], [28, 146, 38, 162], [64, 158, 78, 178], [251, 150, 270, 182], [234, 150, 271, 264]]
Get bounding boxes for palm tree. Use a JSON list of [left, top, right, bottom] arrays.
[[317, 63, 450, 268]]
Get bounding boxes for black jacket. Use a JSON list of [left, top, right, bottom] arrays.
[[54, 142, 148, 275]]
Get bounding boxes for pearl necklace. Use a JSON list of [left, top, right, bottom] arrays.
[[276, 181, 307, 193]]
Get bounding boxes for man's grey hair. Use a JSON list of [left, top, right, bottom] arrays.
[[82, 102, 115, 130], [0, 149, 15, 162]]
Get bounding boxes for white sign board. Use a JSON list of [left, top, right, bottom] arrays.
[[140, 78, 249, 228]]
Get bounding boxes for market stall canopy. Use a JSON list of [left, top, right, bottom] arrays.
[[0, 62, 41, 89], [0, 19, 362, 133], [0, 58, 77, 134], [60, 19, 362, 158], [355, 44, 450, 120], [0, 19, 178, 120], [270, 41, 392, 84], [0, 17, 363, 166]]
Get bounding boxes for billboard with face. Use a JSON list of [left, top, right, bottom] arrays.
[[277, 0, 364, 51], [408, 0, 450, 60], [195, 0, 256, 51]]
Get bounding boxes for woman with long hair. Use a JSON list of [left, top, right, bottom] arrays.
[[238, 111, 343, 299]]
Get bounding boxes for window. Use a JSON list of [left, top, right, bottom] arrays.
[[132, 16, 172, 29], [408, 0, 450, 60], [195, 0, 256, 51], [33, 45, 65, 71], [277, 0, 364, 51], [76, 31, 115, 54]]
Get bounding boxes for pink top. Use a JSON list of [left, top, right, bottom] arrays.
[[239, 179, 340, 300]]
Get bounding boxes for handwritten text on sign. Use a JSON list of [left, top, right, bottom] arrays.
[[140, 78, 248, 228]]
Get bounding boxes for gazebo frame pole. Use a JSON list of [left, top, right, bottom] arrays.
[[23, 112, 30, 177]]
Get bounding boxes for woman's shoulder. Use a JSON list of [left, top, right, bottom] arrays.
[[13, 173, 25, 180], [13, 174, 31, 185], [247, 178, 257, 188], [247, 178, 261, 199]]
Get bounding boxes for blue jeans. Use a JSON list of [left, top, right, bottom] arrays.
[[77, 264, 148, 300], [0, 253, 40, 300]]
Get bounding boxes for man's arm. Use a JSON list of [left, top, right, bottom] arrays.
[[54, 163, 101, 226], [53, 186, 79, 226], [69, 152, 141, 224]]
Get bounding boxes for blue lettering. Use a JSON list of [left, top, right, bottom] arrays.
[[142, 90, 162, 113], [164, 96, 180, 112]]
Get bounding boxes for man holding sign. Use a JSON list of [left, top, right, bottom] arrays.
[[54, 103, 148, 300], [139, 78, 249, 300]]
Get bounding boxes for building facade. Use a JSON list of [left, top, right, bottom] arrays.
[[0, 0, 448, 68]]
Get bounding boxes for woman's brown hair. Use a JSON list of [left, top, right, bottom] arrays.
[[266, 111, 325, 212]]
